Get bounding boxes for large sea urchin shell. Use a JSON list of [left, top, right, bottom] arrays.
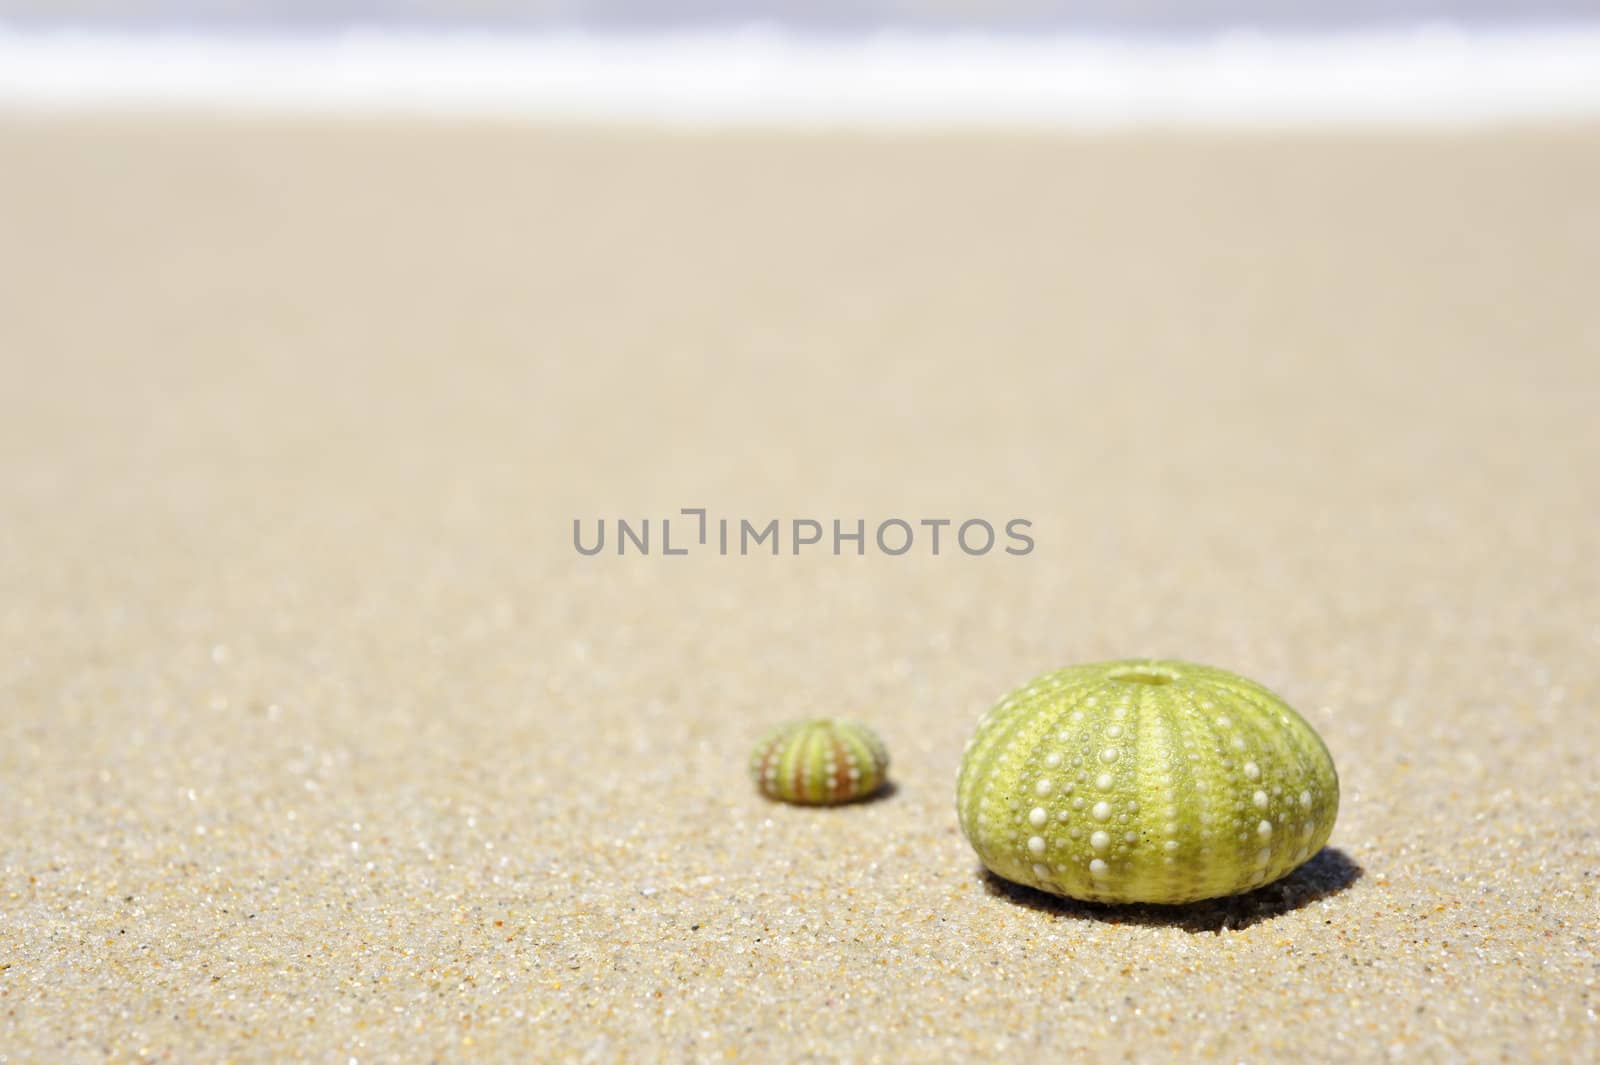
[[750, 719, 889, 805], [956, 659, 1338, 905]]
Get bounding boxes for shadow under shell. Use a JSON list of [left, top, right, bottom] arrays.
[[980, 846, 1363, 933]]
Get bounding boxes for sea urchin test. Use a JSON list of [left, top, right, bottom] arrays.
[[956, 659, 1338, 904], [751, 719, 890, 805]]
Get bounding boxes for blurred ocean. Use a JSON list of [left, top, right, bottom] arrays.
[[3, 1, 1599, 123]]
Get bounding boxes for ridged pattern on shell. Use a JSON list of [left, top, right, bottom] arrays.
[[750, 719, 889, 805], [956, 659, 1339, 905]]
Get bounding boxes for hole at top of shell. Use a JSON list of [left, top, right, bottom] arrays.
[[1107, 668, 1177, 686]]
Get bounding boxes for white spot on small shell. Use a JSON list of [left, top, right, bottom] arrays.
[[1029, 807, 1048, 827], [1300, 790, 1313, 808], [1106, 724, 1124, 739], [1258, 820, 1273, 839], [1164, 839, 1180, 852], [1253, 790, 1269, 809], [1091, 801, 1112, 821], [1099, 748, 1120, 764], [1090, 830, 1111, 850], [1095, 772, 1114, 789], [1044, 752, 1063, 768], [1028, 835, 1046, 855], [1033, 863, 1052, 879], [1124, 831, 1138, 842], [1089, 859, 1109, 876], [1034, 778, 1054, 796], [1231, 736, 1247, 751], [1243, 761, 1261, 780]]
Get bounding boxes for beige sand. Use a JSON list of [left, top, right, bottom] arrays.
[[1, 118, 1597, 1063]]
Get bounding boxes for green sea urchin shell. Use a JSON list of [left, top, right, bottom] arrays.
[[750, 719, 889, 805], [956, 659, 1339, 905]]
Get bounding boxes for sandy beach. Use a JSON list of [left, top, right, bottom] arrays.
[[2, 118, 1597, 1062]]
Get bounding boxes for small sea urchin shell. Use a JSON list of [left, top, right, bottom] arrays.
[[750, 719, 889, 805], [956, 659, 1339, 905]]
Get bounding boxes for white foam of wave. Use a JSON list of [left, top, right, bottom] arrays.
[[2, 23, 1599, 125]]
